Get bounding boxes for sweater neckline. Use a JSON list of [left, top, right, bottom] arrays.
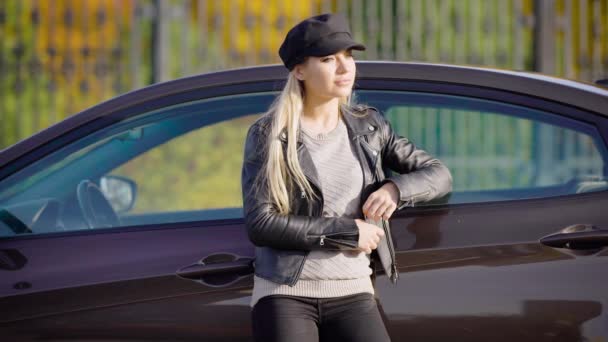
[[300, 116, 345, 141]]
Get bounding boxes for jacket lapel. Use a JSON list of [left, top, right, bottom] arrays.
[[341, 107, 380, 183]]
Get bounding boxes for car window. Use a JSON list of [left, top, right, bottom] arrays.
[[0, 92, 276, 236], [355, 90, 608, 205], [107, 114, 259, 226]]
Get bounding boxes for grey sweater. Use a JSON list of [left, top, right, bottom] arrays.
[[250, 116, 374, 307]]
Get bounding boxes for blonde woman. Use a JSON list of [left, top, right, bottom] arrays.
[[241, 13, 452, 342]]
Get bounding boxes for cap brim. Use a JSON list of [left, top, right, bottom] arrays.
[[307, 37, 366, 57]]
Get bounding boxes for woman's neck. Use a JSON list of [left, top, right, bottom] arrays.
[[301, 97, 341, 132]]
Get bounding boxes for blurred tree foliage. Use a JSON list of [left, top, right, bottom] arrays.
[[0, 0, 323, 149], [0, 0, 133, 149]]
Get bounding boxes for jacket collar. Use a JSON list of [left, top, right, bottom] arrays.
[[340, 105, 379, 138]]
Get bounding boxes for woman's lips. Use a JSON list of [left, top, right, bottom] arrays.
[[334, 79, 352, 86]]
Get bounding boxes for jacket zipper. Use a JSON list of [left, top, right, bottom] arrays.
[[310, 231, 359, 247], [397, 190, 431, 210], [382, 219, 399, 282], [365, 138, 400, 283], [387, 190, 430, 281]]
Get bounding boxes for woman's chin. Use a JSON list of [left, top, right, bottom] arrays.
[[330, 88, 353, 99]]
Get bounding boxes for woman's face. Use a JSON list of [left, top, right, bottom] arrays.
[[294, 49, 356, 101]]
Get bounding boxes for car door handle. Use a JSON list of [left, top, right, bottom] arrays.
[[540, 224, 608, 250], [176, 253, 254, 287], [176, 258, 253, 279]]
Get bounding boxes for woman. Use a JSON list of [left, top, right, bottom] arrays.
[[241, 13, 452, 342]]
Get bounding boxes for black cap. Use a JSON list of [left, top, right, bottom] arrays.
[[279, 13, 366, 70]]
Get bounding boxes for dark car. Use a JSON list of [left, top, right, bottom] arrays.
[[1, 62, 607, 341]]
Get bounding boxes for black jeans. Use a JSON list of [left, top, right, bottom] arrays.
[[251, 292, 391, 342]]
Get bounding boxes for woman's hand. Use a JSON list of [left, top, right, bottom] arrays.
[[355, 219, 385, 254], [362, 182, 400, 221]]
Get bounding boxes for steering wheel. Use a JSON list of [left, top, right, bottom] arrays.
[[76, 180, 121, 229]]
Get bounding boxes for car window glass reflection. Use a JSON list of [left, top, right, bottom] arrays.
[[356, 90, 608, 206], [0, 93, 275, 237], [107, 114, 260, 226]]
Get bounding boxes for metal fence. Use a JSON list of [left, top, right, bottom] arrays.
[[1, 0, 607, 150]]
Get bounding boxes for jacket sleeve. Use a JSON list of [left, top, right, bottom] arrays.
[[241, 122, 360, 250], [377, 112, 453, 209]]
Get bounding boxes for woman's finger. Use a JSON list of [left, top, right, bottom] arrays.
[[374, 198, 394, 219], [362, 194, 378, 215], [375, 202, 392, 220], [366, 198, 383, 219], [382, 202, 397, 220]]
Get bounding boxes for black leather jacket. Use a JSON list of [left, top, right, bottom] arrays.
[[241, 105, 452, 286]]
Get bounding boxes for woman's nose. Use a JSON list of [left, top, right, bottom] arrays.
[[336, 57, 348, 74]]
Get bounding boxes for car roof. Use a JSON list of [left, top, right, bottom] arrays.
[[2, 61, 608, 169], [375, 61, 608, 97]]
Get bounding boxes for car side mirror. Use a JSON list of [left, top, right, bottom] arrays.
[[99, 175, 137, 213]]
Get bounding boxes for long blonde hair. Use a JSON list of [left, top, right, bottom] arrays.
[[264, 72, 350, 215]]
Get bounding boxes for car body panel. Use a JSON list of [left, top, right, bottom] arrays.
[[1, 221, 254, 340], [380, 191, 608, 341]]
